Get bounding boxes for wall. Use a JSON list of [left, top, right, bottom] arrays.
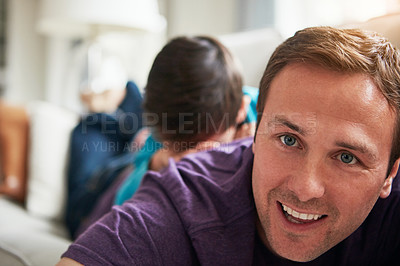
[[274, 0, 392, 38], [165, 0, 238, 37], [4, 0, 167, 110], [5, 0, 45, 104], [5, 0, 395, 106], [4, 0, 269, 107], [163, 0, 275, 38]]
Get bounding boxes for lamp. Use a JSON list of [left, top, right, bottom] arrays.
[[37, 0, 166, 37], [35, 0, 166, 111]]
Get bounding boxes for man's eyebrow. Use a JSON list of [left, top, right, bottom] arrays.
[[268, 116, 307, 135], [335, 141, 377, 161]]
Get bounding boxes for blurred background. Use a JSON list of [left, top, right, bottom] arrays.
[[0, 0, 399, 112]]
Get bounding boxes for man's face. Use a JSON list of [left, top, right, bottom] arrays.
[[252, 63, 398, 262]]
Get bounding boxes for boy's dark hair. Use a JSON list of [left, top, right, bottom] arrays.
[[144, 36, 243, 147]]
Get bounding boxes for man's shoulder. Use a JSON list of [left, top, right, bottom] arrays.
[[371, 175, 400, 224], [144, 137, 257, 264], [344, 179, 400, 263], [64, 138, 257, 265], [161, 137, 255, 194], [155, 136, 254, 192], [177, 136, 254, 174], [142, 137, 255, 232]]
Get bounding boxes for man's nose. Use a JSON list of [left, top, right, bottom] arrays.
[[287, 158, 326, 202]]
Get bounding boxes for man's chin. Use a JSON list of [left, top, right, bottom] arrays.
[[273, 247, 326, 263], [264, 234, 333, 263]]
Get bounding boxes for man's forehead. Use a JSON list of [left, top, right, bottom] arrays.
[[265, 113, 317, 135]]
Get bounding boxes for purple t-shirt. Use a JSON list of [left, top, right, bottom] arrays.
[[62, 137, 400, 265]]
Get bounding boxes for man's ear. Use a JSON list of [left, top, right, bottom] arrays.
[[236, 95, 251, 125], [380, 158, 400, 199]]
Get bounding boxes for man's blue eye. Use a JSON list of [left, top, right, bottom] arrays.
[[280, 135, 297, 146], [340, 153, 357, 164]]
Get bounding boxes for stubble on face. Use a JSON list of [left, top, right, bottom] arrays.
[[256, 187, 343, 262], [252, 63, 395, 262]]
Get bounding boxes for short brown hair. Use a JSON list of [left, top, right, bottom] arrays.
[[144, 36, 243, 146], [256, 26, 400, 170]]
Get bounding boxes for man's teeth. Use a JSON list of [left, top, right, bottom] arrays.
[[282, 204, 322, 221]]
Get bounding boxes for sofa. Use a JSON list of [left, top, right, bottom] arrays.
[[0, 101, 79, 266], [1, 13, 400, 265]]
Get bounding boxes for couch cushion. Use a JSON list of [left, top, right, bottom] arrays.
[[0, 241, 30, 266], [219, 28, 283, 87], [342, 13, 400, 48], [0, 196, 71, 265], [26, 101, 79, 221]]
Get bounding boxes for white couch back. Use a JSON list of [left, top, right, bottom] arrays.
[[219, 28, 283, 88]]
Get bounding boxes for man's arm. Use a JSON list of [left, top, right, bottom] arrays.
[[58, 170, 195, 265], [56, 257, 83, 266]]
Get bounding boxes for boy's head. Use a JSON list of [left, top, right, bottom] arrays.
[[144, 36, 243, 148]]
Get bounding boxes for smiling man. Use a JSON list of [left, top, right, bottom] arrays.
[[58, 27, 400, 265], [253, 63, 397, 262]]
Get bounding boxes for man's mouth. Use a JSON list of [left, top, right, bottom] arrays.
[[280, 202, 326, 224]]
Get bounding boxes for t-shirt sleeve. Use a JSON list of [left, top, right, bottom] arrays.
[[62, 171, 195, 266], [377, 190, 400, 261]]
